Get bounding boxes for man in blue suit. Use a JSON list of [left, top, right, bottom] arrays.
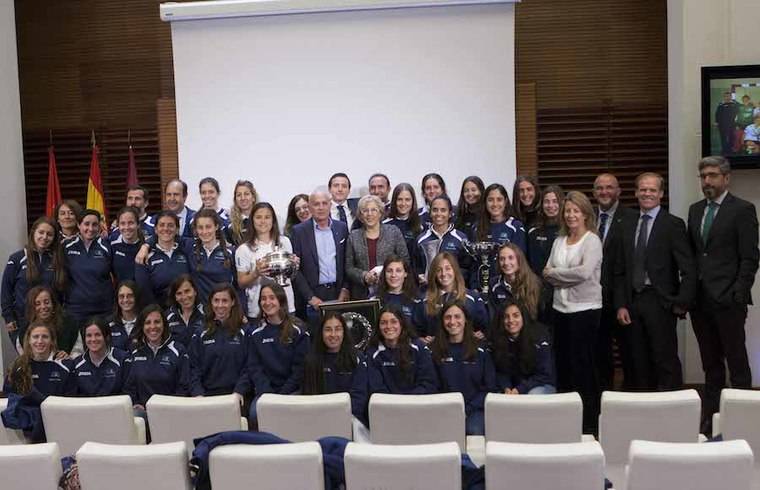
[[291, 189, 350, 324]]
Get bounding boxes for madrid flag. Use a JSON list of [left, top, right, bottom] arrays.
[[45, 146, 62, 218]]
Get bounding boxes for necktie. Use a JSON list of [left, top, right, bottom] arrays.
[[598, 212, 609, 241], [702, 201, 718, 245], [632, 214, 651, 292], [337, 204, 347, 224]]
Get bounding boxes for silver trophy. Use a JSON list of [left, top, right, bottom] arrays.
[[463, 240, 500, 299], [421, 238, 442, 279], [261, 245, 299, 286]]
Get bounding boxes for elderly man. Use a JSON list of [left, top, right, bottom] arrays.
[[291, 189, 350, 323]]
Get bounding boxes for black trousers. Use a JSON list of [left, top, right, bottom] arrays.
[[554, 307, 601, 432], [691, 302, 752, 421], [625, 288, 683, 391]]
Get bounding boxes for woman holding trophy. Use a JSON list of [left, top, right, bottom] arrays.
[[235, 202, 296, 322]]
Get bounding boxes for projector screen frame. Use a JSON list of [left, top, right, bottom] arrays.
[[160, 0, 519, 22]]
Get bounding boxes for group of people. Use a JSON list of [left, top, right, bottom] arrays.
[[2, 155, 756, 440], [715, 91, 760, 155]]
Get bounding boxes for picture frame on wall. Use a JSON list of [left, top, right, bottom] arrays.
[[701, 64, 760, 168]]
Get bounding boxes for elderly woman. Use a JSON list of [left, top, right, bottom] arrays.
[[345, 195, 409, 300]]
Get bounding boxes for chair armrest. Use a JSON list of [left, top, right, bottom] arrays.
[[712, 413, 721, 437], [240, 417, 248, 431], [133, 417, 147, 444]]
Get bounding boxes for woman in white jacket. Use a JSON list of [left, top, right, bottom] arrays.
[[543, 190, 603, 433]]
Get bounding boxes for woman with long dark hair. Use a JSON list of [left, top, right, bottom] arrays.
[[71, 317, 129, 396], [54, 200, 82, 240], [2, 216, 65, 347], [235, 202, 295, 321], [103, 280, 141, 352], [284, 193, 311, 238], [431, 301, 496, 435], [164, 274, 205, 349], [366, 305, 438, 395], [527, 185, 564, 275], [488, 301, 555, 395], [383, 183, 423, 260], [454, 176, 485, 237], [302, 311, 369, 424], [198, 176, 231, 228], [123, 304, 190, 411], [189, 284, 250, 403], [512, 175, 542, 230], [373, 255, 420, 327], [22, 285, 78, 357], [247, 284, 310, 421]]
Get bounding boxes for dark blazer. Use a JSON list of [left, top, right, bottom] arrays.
[[687, 192, 759, 307], [599, 205, 639, 304], [345, 224, 410, 300], [291, 218, 349, 302], [613, 208, 696, 311]]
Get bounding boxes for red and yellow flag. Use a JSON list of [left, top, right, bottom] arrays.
[[86, 144, 107, 220], [45, 146, 62, 218]]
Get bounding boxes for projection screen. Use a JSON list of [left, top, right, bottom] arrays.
[[163, 0, 518, 217]]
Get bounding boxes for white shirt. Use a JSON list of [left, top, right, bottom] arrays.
[[235, 236, 295, 317], [550, 231, 603, 313], [330, 200, 354, 229]]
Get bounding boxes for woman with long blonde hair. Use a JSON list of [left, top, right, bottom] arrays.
[[488, 243, 544, 322]]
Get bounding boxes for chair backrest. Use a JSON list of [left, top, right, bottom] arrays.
[[485, 392, 583, 443], [0, 398, 27, 445], [210, 441, 324, 490], [719, 388, 760, 465], [257, 393, 353, 441], [0, 442, 61, 490], [147, 394, 243, 453], [77, 441, 190, 490], [598, 390, 701, 464], [485, 441, 605, 490], [41, 395, 142, 456], [369, 393, 466, 450], [625, 439, 754, 490], [345, 441, 461, 490]]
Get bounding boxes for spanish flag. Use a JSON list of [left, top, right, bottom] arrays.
[[86, 143, 107, 220]]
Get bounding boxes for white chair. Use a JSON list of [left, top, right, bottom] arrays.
[[210, 441, 324, 490], [485, 392, 586, 443], [369, 393, 466, 450], [715, 389, 760, 462], [0, 442, 61, 489], [77, 441, 190, 490], [625, 439, 754, 490], [257, 393, 353, 441], [147, 394, 247, 454], [41, 395, 146, 455], [485, 441, 605, 490], [345, 441, 461, 490], [0, 397, 27, 444], [598, 390, 701, 486]]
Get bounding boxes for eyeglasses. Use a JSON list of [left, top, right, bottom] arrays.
[[361, 208, 381, 215]]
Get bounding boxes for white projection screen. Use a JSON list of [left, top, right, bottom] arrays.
[[164, 0, 518, 217]]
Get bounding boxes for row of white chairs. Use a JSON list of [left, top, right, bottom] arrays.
[[0, 438, 755, 490]]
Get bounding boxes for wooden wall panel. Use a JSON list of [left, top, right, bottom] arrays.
[[516, 82, 538, 176], [157, 97, 179, 191], [515, 0, 667, 110]]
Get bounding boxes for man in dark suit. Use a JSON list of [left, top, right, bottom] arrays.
[[291, 189, 350, 325], [328, 172, 359, 230], [594, 173, 639, 390], [614, 172, 696, 391], [688, 156, 758, 432]]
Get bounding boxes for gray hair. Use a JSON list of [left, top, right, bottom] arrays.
[[699, 156, 731, 174], [358, 194, 384, 214]]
